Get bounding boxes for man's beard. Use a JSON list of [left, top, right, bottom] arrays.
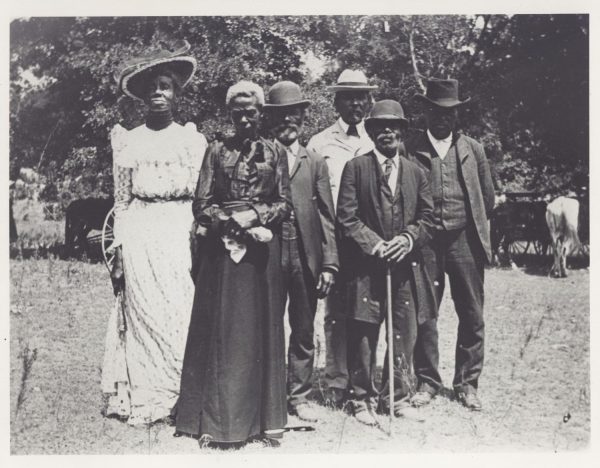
[[275, 125, 299, 145]]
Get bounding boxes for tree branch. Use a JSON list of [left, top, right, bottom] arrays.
[[409, 26, 426, 92], [37, 120, 60, 173]]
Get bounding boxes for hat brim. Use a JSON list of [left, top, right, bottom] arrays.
[[414, 94, 471, 108], [327, 85, 378, 92], [120, 56, 197, 100], [263, 100, 311, 109], [365, 115, 409, 126]]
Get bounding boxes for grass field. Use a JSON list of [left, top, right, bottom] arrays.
[[9, 257, 590, 454]]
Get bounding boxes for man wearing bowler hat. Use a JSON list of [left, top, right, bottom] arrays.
[[306, 69, 376, 405], [264, 81, 339, 422], [406, 78, 495, 411], [337, 100, 435, 425]]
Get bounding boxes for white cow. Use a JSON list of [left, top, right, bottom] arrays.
[[545, 196, 580, 278]]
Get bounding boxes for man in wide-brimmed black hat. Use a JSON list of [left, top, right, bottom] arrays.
[[337, 99, 435, 426], [264, 81, 339, 423], [406, 78, 495, 411]]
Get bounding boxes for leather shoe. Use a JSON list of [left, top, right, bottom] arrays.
[[291, 403, 319, 423], [456, 391, 482, 411], [410, 390, 435, 408], [323, 387, 346, 408]]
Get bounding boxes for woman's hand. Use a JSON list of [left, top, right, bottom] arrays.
[[230, 209, 258, 229], [110, 247, 125, 295]]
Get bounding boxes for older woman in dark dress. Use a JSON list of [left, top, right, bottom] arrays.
[[175, 81, 292, 448]]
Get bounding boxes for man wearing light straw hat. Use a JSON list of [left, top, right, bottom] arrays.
[[307, 69, 376, 406]]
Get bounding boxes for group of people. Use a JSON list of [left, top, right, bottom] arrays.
[[101, 41, 495, 449]]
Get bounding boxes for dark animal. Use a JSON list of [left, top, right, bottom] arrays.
[[65, 197, 114, 258], [490, 199, 550, 266], [9, 199, 18, 243]]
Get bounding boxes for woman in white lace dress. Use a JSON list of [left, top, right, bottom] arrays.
[[101, 42, 207, 425]]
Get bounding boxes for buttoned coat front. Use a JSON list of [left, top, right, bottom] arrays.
[[287, 144, 339, 279], [405, 131, 495, 263], [336, 150, 436, 325], [306, 120, 374, 209]]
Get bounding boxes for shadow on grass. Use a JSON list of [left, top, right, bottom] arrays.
[[490, 253, 589, 277]]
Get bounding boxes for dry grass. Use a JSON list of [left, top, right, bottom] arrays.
[[9, 258, 589, 454]]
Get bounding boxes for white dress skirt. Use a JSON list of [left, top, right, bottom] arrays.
[[101, 122, 207, 425]]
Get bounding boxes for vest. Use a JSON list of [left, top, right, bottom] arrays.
[[430, 143, 469, 230], [380, 169, 404, 241]]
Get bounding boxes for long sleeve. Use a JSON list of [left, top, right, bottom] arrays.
[[111, 125, 133, 248], [314, 153, 339, 271], [402, 167, 435, 249], [474, 140, 496, 218], [336, 160, 384, 255], [192, 142, 227, 230], [250, 143, 292, 227]]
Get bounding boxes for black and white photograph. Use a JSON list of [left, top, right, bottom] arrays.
[[4, 1, 595, 461]]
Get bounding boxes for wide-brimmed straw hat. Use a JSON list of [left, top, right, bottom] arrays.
[[115, 40, 197, 100], [414, 78, 471, 108], [327, 69, 378, 92], [364, 99, 408, 128], [264, 81, 311, 109]]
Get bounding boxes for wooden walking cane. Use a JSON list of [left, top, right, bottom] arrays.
[[386, 265, 395, 436]]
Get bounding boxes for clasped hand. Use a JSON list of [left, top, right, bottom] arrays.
[[373, 235, 411, 264]]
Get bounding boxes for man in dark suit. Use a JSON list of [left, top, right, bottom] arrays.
[[264, 81, 339, 423], [406, 78, 495, 411], [337, 100, 435, 426]]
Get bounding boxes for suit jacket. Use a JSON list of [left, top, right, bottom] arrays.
[[336, 149, 436, 324], [405, 131, 495, 263], [287, 144, 339, 279], [306, 119, 374, 210]]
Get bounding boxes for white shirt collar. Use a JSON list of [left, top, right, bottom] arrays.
[[426, 129, 453, 145], [337, 117, 366, 137], [373, 147, 399, 167]]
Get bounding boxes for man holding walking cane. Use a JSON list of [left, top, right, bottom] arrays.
[[337, 100, 436, 426]]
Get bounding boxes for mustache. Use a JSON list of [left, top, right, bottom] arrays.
[[274, 123, 300, 132]]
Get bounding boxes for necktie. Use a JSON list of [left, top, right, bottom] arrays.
[[383, 158, 393, 187], [347, 124, 359, 137]]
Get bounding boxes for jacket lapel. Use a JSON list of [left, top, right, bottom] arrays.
[[410, 133, 433, 169], [399, 157, 411, 222], [367, 152, 385, 235], [455, 134, 472, 163], [289, 147, 306, 181]]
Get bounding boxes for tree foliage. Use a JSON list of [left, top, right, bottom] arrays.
[[10, 15, 588, 200]]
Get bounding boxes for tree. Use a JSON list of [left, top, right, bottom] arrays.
[[10, 15, 589, 201]]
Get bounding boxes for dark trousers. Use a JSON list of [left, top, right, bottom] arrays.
[[413, 226, 485, 394], [281, 222, 318, 407], [322, 286, 348, 390], [347, 277, 417, 410]]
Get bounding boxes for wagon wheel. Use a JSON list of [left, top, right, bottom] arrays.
[[508, 240, 527, 256], [101, 207, 116, 272]]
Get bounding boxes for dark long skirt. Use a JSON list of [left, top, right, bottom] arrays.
[[175, 234, 287, 443]]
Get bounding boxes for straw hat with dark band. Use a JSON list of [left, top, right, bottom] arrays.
[[115, 40, 197, 100], [327, 69, 378, 92]]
